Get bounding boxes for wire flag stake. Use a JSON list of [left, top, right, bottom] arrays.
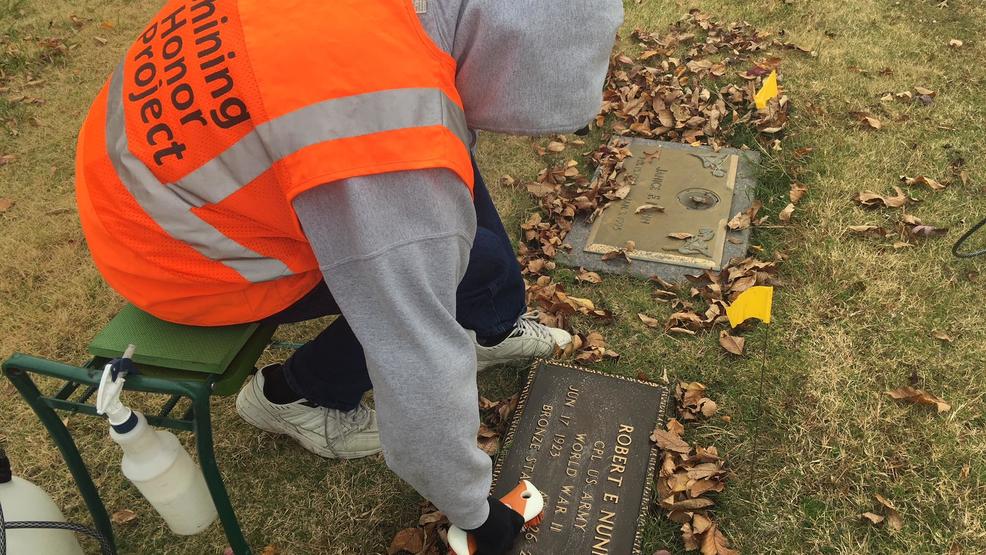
[[727, 286, 774, 480]]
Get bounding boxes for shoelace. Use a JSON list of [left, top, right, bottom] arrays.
[[321, 402, 372, 456], [511, 313, 553, 342]]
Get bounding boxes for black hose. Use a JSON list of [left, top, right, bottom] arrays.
[[0, 498, 114, 555], [953, 217, 986, 258]]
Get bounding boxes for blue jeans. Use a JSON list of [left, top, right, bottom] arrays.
[[263, 159, 526, 410]]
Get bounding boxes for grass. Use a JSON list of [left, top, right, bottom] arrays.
[[1, 0, 984, 553]]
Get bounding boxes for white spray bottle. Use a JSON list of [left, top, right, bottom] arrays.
[[0, 448, 85, 555], [95, 345, 218, 535]]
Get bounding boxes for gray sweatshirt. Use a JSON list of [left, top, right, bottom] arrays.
[[292, 0, 623, 529]]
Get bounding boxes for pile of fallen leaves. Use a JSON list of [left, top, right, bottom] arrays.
[[650, 382, 737, 554], [476, 393, 520, 456], [638, 256, 780, 356], [514, 140, 637, 362], [599, 11, 796, 148]]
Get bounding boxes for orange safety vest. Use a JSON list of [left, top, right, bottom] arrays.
[[76, 0, 474, 326]]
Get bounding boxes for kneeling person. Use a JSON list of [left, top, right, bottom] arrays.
[[75, 0, 621, 552]]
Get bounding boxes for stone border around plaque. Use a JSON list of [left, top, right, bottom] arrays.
[[557, 138, 761, 283], [491, 359, 671, 555]]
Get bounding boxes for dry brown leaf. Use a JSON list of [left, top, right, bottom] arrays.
[[900, 175, 946, 192], [260, 547, 278, 555], [874, 494, 894, 509], [682, 523, 700, 551], [0, 154, 15, 166], [908, 225, 948, 239], [931, 330, 953, 343], [650, 275, 676, 290], [602, 248, 632, 263], [639, 313, 662, 328], [886, 511, 903, 532], [861, 512, 885, 525], [111, 509, 138, 525], [0, 198, 14, 213], [700, 399, 718, 418], [718, 330, 745, 355], [525, 182, 555, 198], [900, 214, 923, 226], [948, 38, 963, 48], [726, 211, 751, 231], [874, 494, 903, 532], [853, 112, 882, 130], [778, 203, 795, 223], [701, 522, 739, 555], [789, 183, 808, 204], [636, 204, 666, 214], [689, 479, 724, 497], [669, 309, 704, 328], [669, 232, 695, 240], [883, 187, 909, 208], [388, 528, 425, 555], [886, 386, 951, 413], [476, 424, 500, 455], [546, 141, 566, 153], [672, 498, 715, 511], [576, 269, 603, 284], [418, 511, 446, 526], [690, 514, 712, 536], [855, 186, 907, 208], [651, 428, 692, 454]]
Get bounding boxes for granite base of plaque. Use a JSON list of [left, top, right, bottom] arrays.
[[491, 360, 672, 555], [558, 138, 760, 283]]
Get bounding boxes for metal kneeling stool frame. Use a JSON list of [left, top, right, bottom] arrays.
[[2, 306, 277, 555]]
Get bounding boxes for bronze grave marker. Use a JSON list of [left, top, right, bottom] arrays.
[[492, 361, 671, 555], [558, 138, 759, 283]]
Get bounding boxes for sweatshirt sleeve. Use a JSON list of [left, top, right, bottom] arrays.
[[291, 169, 492, 529]]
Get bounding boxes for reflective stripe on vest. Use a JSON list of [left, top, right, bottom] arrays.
[[105, 64, 472, 283]]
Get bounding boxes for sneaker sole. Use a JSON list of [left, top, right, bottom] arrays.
[[235, 379, 381, 460], [476, 343, 566, 372]]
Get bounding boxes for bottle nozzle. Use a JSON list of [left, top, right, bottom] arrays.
[[96, 345, 137, 427]]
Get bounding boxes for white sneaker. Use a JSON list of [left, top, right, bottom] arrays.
[[475, 314, 573, 371], [235, 366, 382, 459]]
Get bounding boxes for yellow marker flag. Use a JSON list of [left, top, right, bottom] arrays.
[[726, 286, 773, 328], [754, 70, 779, 110]]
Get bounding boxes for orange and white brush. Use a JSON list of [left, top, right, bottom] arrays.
[[447, 480, 545, 555]]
